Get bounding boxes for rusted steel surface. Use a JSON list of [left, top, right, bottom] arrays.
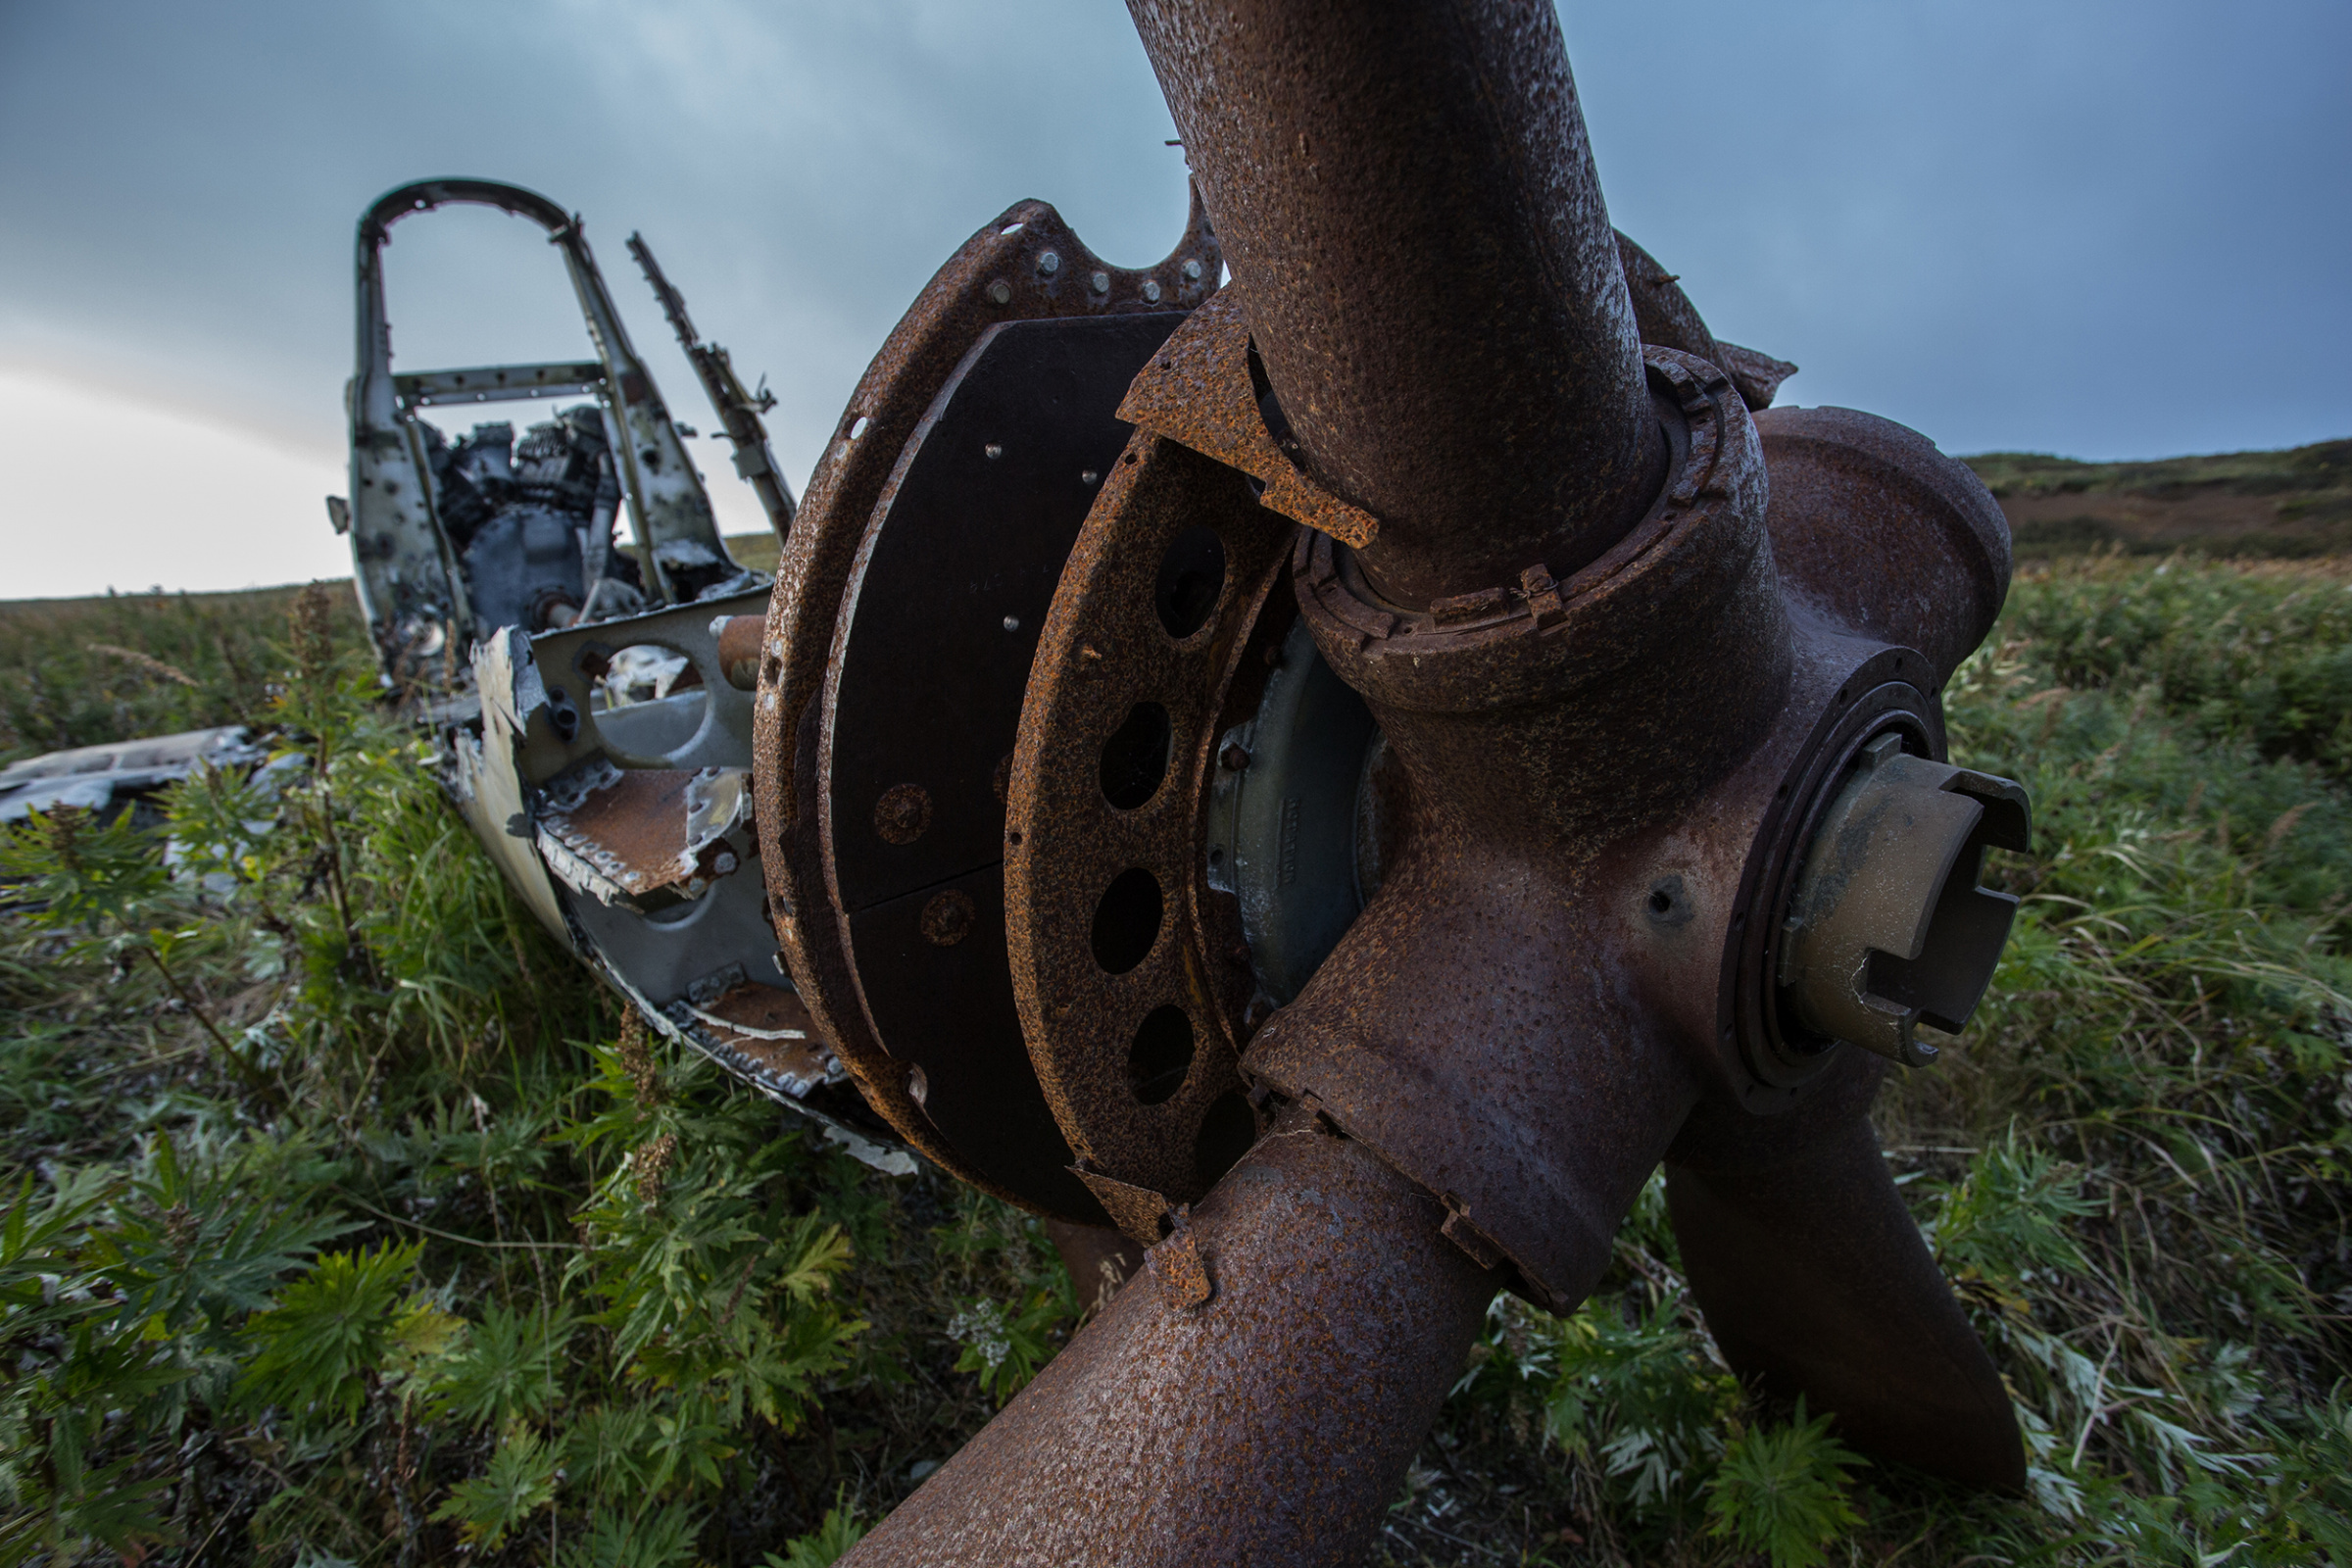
[[1041, 1218, 1145, 1318], [1756, 404, 2014, 675], [1004, 426, 1294, 1215], [535, 763, 746, 908], [1129, 0, 1662, 607], [754, 193, 1220, 1214], [1666, 1053, 2025, 1488], [1239, 348, 1789, 1310], [840, 1112, 1497, 1568], [1114, 285, 1381, 548], [751, 0, 2040, 1553], [1613, 229, 1799, 412], [670, 981, 838, 1100], [715, 612, 763, 690]]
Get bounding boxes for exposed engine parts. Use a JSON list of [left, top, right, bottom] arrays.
[[747, 3, 2034, 1562], [423, 408, 623, 634], [332, 9, 2041, 1559]]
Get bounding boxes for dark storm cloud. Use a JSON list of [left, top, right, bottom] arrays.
[[0, 0, 2345, 514]]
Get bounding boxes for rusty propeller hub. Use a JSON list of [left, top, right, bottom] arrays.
[[751, 2, 2034, 1561]]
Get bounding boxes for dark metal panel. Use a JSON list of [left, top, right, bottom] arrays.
[[843, 863, 1101, 1217], [825, 313, 1188, 915]]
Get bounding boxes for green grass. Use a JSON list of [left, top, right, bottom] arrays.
[[1963, 440, 2352, 560], [1965, 439, 2352, 503], [0, 585, 371, 767], [0, 528, 770, 767], [4, 556, 2352, 1564], [1382, 555, 2352, 1565]]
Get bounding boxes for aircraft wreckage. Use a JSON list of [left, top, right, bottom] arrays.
[[323, 3, 2034, 1561]]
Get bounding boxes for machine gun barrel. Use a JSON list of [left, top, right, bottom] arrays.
[[627, 231, 798, 543]]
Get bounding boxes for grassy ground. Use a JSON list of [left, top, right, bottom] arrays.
[[3, 551, 2351, 1565], [1965, 439, 2352, 560], [0, 586, 371, 767], [0, 531, 770, 768]]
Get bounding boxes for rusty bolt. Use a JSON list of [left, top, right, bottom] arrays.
[[988, 279, 1012, 305], [874, 782, 934, 845], [1218, 742, 1250, 772], [1780, 732, 2031, 1066], [921, 889, 977, 947]]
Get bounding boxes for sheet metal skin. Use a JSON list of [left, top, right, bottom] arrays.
[[842, 1111, 1496, 1568], [348, 178, 740, 676], [1128, 0, 1663, 608], [456, 607, 899, 1159], [754, 196, 1221, 1213]]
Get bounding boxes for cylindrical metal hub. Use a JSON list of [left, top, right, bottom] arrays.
[[1128, 0, 1664, 606]]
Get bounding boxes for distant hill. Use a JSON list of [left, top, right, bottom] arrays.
[[1964, 438, 2352, 560]]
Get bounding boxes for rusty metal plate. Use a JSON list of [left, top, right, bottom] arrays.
[[534, 763, 746, 908], [754, 193, 1219, 1215], [1004, 432, 1295, 1212], [817, 313, 1191, 1218], [1116, 284, 1381, 549]]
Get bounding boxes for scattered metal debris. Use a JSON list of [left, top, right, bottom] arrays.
[[319, 12, 2040, 1554], [0, 726, 264, 824], [629, 231, 798, 544], [335, 179, 902, 1167]]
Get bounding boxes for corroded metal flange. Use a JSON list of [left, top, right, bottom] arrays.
[[753, 194, 1219, 1217], [1001, 431, 1294, 1224]]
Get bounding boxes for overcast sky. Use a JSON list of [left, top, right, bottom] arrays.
[[2, 0, 2346, 598]]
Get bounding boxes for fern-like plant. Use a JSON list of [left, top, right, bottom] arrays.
[[1704, 1396, 1865, 1568]]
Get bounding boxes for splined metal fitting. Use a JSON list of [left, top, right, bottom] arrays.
[[1780, 732, 2031, 1067]]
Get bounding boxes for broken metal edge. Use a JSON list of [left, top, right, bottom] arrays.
[[597, 957, 917, 1177]]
